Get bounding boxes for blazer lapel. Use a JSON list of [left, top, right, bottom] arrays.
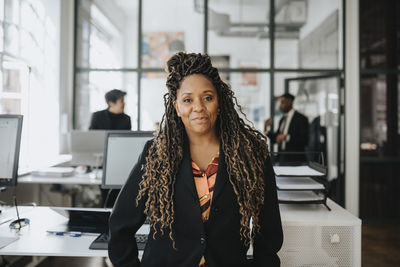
[[211, 144, 228, 203], [176, 140, 198, 201], [288, 111, 298, 135]]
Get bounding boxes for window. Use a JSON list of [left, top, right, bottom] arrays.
[[0, 0, 61, 171], [275, 0, 343, 69], [75, 0, 138, 130], [74, 0, 345, 204]]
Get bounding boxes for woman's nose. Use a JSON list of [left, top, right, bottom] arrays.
[[193, 100, 205, 112]]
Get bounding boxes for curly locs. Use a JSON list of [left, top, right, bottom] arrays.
[[136, 52, 269, 247]]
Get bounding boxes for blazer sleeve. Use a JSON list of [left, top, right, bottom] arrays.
[[127, 116, 132, 130], [252, 157, 283, 267], [89, 112, 98, 130], [108, 139, 153, 267], [266, 130, 277, 143], [290, 114, 309, 150]]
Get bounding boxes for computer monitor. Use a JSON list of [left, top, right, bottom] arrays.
[[0, 115, 23, 187], [102, 131, 153, 189], [70, 130, 107, 167]]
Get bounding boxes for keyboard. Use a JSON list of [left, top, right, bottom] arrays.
[[89, 233, 148, 250]]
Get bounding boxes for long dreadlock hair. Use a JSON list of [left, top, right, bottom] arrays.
[[136, 52, 269, 246]]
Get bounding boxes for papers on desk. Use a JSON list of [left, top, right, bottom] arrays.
[[273, 166, 325, 176], [276, 176, 325, 190], [278, 191, 324, 202], [31, 167, 75, 177], [0, 236, 19, 249]]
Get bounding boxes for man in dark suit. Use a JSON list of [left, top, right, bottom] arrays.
[[264, 93, 309, 163], [90, 89, 131, 208], [89, 89, 131, 130]]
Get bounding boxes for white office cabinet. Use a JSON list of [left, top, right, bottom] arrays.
[[278, 199, 361, 267]]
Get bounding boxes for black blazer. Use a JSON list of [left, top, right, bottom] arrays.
[[89, 109, 131, 130], [109, 139, 283, 267], [267, 111, 309, 153]]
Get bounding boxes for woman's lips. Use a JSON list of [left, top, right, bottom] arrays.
[[192, 117, 208, 122]]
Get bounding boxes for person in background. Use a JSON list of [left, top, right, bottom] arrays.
[[108, 52, 282, 267], [89, 89, 131, 130], [264, 93, 309, 163], [89, 89, 131, 208]]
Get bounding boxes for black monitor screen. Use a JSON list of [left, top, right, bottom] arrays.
[[0, 115, 23, 187]]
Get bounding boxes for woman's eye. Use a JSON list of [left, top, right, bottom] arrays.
[[204, 96, 213, 101], [183, 98, 191, 103]]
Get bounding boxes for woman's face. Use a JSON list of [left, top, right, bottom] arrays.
[[174, 74, 219, 137]]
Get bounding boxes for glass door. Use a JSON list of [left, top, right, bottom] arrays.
[[284, 74, 344, 203]]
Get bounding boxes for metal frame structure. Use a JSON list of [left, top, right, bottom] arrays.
[[72, 0, 347, 204]]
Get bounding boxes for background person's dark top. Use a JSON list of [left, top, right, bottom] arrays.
[[89, 109, 131, 130], [108, 139, 283, 267], [89, 109, 131, 208], [267, 111, 309, 163]]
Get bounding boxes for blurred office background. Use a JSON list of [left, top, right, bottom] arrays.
[[0, 0, 399, 266]]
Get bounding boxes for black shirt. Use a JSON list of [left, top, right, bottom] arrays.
[[89, 109, 131, 130]]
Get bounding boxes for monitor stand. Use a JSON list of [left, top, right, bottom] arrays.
[[0, 187, 7, 214], [89, 153, 103, 179]]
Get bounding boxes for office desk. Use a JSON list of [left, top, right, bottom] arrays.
[[17, 172, 102, 207], [0, 206, 147, 258], [0, 200, 361, 266]]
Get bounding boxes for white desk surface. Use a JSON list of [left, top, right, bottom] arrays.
[[17, 155, 72, 176], [280, 199, 361, 226], [0, 206, 148, 257], [0, 200, 360, 257], [18, 172, 102, 185]]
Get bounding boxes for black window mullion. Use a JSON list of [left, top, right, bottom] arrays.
[[137, 0, 143, 130]]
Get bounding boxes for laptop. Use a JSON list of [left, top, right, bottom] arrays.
[[48, 207, 148, 250], [48, 207, 111, 234]]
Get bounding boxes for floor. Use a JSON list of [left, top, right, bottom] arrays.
[[362, 224, 400, 267], [25, 224, 400, 267]]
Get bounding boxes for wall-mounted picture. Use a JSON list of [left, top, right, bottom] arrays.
[[142, 31, 185, 78], [239, 61, 259, 87]]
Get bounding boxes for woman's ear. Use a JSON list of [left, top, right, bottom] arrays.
[[173, 101, 181, 117]]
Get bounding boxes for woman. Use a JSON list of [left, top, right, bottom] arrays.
[[109, 52, 283, 267]]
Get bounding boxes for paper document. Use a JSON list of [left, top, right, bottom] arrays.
[[273, 166, 324, 176], [278, 191, 324, 202], [0, 236, 19, 249], [32, 167, 75, 177], [276, 176, 324, 190]]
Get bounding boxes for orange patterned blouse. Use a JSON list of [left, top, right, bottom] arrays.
[[192, 153, 219, 267]]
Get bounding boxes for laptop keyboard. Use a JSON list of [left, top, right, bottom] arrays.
[[89, 233, 148, 250]]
